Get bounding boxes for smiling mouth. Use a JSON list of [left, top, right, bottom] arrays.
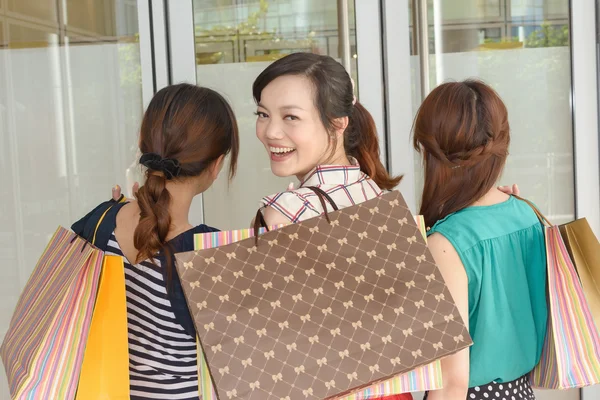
[[269, 146, 296, 161]]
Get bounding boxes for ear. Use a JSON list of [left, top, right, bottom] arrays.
[[331, 116, 349, 138], [208, 155, 226, 181]]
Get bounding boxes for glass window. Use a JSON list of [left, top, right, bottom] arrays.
[[192, 0, 358, 230]]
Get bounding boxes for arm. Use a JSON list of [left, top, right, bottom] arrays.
[[426, 233, 470, 400], [262, 206, 294, 226]]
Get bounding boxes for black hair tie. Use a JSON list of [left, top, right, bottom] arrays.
[[139, 153, 182, 180]]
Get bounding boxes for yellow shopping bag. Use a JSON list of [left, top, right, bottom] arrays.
[[76, 255, 129, 399]]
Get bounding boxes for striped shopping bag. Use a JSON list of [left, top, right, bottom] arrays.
[[193, 216, 443, 399], [0, 227, 104, 399], [517, 197, 600, 389]]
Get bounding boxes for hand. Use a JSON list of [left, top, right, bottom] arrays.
[[498, 184, 520, 196], [112, 182, 139, 201]]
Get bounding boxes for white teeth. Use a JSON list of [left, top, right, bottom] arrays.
[[269, 146, 296, 154]]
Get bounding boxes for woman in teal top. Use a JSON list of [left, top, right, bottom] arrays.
[[414, 80, 547, 400]]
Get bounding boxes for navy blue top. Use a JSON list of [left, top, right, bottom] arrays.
[[71, 197, 218, 337]]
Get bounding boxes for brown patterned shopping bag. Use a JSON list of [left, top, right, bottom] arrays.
[[176, 190, 472, 400]]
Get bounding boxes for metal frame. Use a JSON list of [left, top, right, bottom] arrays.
[[416, 0, 430, 99], [337, 0, 352, 71], [149, 0, 169, 90], [354, 0, 387, 168], [571, 0, 600, 236], [381, 0, 417, 213], [167, 0, 196, 84]]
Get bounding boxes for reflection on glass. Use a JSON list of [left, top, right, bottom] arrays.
[[410, 0, 574, 224], [409, 0, 568, 54], [0, 2, 143, 397], [193, 0, 358, 230]]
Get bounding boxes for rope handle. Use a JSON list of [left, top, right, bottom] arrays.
[[513, 195, 553, 227]]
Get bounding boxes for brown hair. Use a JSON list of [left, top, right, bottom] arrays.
[[252, 52, 401, 190], [134, 83, 239, 279], [413, 79, 510, 228]]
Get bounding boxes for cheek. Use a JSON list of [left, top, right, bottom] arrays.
[[292, 127, 329, 156], [256, 121, 266, 142]]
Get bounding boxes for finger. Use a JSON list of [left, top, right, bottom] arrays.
[[132, 182, 140, 195], [512, 184, 520, 196], [497, 185, 510, 194], [287, 182, 294, 191], [112, 185, 122, 201]]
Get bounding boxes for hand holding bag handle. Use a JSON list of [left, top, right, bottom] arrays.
[[253, 186, 340, 245]]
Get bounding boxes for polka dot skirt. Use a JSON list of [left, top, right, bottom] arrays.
[[468, 376, 534, 400], [423, 375, 535, 400]]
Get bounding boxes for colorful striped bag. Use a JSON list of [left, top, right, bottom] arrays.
[[517, 198, 600, 389], [1, 198, 132, 399], [193, 217, 443, 399], [0, 227, 105, 399]]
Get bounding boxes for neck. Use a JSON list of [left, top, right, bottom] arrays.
[[297, 151, 352, 181], [162, 181, 198, 237], [471, 186, 510, 207]]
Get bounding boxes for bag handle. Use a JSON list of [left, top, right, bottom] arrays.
[[253, 187, 340, 245], [513, 194, 553, 227]]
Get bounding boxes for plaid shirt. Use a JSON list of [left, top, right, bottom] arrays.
[[260, 159, 383, 223]]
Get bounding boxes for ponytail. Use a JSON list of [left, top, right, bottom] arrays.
[[346, 102, 402, 190], [133, 173, 175, 281]]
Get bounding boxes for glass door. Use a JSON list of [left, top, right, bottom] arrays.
[[385, 1, 585, 399], [0, 0, 144, 397], [409, 0, 575, 225]]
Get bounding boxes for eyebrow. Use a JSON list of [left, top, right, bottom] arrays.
[[257, 103, 305, 111]]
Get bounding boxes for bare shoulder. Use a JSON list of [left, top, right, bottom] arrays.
[[427, 232, 467, 285], [427, 233, 460, 260], [116, 201, 140, 230], [262, 205, 292, 226]]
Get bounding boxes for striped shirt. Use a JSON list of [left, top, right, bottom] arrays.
[[106, 234, 199, 400], [260, 158, 383, 223]]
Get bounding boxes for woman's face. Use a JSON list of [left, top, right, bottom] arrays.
[[255, 75, 332, 180]]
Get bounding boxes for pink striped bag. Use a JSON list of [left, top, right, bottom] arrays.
[[193, 216, 443, 399], [518, 198, 600, 389]]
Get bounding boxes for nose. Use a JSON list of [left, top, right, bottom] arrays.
[[264, 119, 284, 140]]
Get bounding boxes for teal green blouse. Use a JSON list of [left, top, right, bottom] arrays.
[[428, 196, 547, 387]]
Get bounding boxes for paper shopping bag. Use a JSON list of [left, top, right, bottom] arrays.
[[516, 198, 600, 389], [194, 220, 443, 398], [177, 190, 471, 400], [76, 255, 129, 399], [318, 215, 443, 398], [195, 225, 286, 400], [559, 219, 600, 327], [0, 227, 104, 399]]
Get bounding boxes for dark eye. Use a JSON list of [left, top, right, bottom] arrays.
[[284, 115, 299, 121], [254, 111, 269, 118]]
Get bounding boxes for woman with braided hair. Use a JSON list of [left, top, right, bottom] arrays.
[[416, 80, 547, 400], [74, 83, 239, 399]]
